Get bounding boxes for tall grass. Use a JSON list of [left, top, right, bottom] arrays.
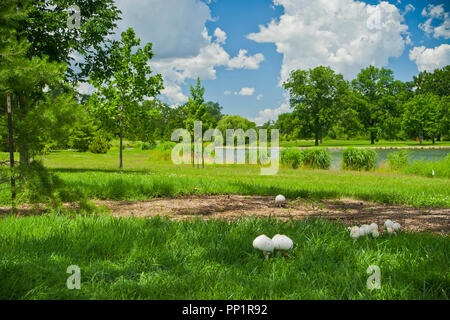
[[387, 151, 450, 178], [402, 154, 450, 178], [388, 150, 410, 170], [281, 148, 331, 169], [342, 148, 376, 171], [0, 215, 447, 300]]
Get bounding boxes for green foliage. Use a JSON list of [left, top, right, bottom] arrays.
[[351, 66, 399, 144], [216, 115, 258, 138], [89, 136, 111, 154], [302, 148, 331, 169], [283, 66, 348, 146], [89, 28, 163, 167], [342, 148, 376, 171], [388, 150, 410, 170], [141, 141, 156, 150], [402, 93, 441, 144], [281, 148, 304, 169]]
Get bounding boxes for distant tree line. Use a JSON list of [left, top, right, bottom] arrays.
[[264, 65, 449, 145]]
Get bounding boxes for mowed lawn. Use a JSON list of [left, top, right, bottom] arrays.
[[0, 215, 448, 300], [0, 148, 448, 207]]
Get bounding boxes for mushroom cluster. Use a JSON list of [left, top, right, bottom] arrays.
[[348, 223, 379, 240], [253, 234, 293, 259], [349, 220, 402, 240], [384, 220, 401, 235]]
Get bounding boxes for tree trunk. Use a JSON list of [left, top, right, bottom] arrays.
[[315, 131, 319, 146], [419, 130, 423, 145], [432, 137, 435, 144], [119, 105, 123, 169], [6, 93, 16, 213], [370, 132, 375, 145]]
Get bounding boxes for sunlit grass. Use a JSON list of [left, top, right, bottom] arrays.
[[0, 148, 448, 207], [0, 214, 447, 300]]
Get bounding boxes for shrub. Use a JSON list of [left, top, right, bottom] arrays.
[[141, 141, 157, 150], [388, 150, 409, 170], [281, 148, 304, 169], [149, 141, 177, 161], [342, 148, 376, 171], [158, 141, 176, 151], [89, 136, 111, 154], [303, 148, 331, 169]]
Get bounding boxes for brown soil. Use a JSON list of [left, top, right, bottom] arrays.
[[95, 195, 449, 235]]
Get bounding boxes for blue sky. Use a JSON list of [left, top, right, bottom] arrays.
[[109, 0, 450, 125]]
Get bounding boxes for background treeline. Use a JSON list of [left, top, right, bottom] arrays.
[[267, 65, 449, 145]]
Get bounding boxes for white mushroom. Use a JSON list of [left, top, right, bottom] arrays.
[[272, 234, 293, 255], [369, 223, 378, 232], [384, 220, 394, 230], [372, 229, 380, 238], [360, 225, 370, 236], [275, 195, 286, 205], [393, 222, 401, 232], [350, 226, 360, 240], [253, 235, 274, 259], [386, 226, 396, 235]]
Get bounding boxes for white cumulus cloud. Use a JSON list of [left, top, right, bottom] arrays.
[[250, 102, 290, 126], [409, 44, 450, 72], [214, 28, 227, 44], [419, 4, 450, 39], [247, 0, 409, 81], [239, 87, 255, 96]]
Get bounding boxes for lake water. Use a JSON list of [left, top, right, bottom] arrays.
[[214, 147, 450, 169]]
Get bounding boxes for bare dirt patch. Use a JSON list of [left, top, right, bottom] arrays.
[[97, 195, 449, 234]]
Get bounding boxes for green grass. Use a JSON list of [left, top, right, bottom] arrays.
[[0, 214, 448, 300], [0, 148, 448, 207], [280, 139, 450, 148]]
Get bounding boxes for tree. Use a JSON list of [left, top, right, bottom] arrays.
[[412, 65, 449, 141], [20, 0, 121, 83], [216, 115, 257, 137], [402, 94, 441, 144], [1, 0, 121, 165], [89, 28, 163, 168], [351, 66, 398, 144], [283, 66, 348, 146], [413, 65, 449, 97]]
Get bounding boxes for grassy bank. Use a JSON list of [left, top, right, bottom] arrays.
[[0, 149, 448, 207], [0, 214, 447, 300]]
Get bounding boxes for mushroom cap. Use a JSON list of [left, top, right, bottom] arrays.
[[253, 235, 274, 252], [360, 225, 370, 236], [393, 222, 401, 232], [384, 220, 394, 229], [350, 226, 360, 239], [275, 195, 286, 203], [386, 226, 395, 234], [272, 234, 293, 250], [372, 230, 380, 238], [369, 223, 378, 232]]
